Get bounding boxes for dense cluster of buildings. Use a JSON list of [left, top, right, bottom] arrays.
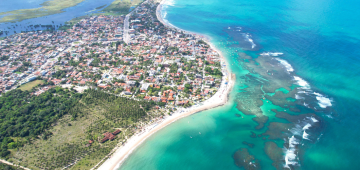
[[0, 0, 224, 108]]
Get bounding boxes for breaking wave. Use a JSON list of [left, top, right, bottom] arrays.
[[311, 117, 319, 122], [284, 116, 319, 168], [284, 136, 299, 168], [273, 60, 333, 109], [260, 52, 284, 56], [275, 58, 294, 73], [314, 92, 332, 108], [302, 131, 310, 140], [242, 33, 256, 49], [293, 76, 310, 90]]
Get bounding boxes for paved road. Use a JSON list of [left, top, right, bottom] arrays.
[[123, 0, 149, 44], [123, 13, 131, 44]]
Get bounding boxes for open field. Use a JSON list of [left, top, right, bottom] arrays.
[[0, 0, 85, 23], [18, 80, 44, 91]]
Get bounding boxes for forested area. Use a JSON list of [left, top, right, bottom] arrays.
[[1, 88, 158, 169], [0, 88, 82, 158]]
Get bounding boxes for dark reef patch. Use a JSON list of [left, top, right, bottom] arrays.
[[264, 141, 285, 169], [250, 131, 257, 138], [260, 122, 293, 140], [252, 115, 268, 129], [242, 141, 255, 148], [233, 148, 261, 170]]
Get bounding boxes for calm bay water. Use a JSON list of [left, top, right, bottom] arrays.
[[120, 0, 360, 169], [0, 0, 114, 36]]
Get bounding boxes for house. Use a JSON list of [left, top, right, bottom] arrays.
[[112, 129, 121, 135], [141, 83, 150, 91], [177, 100, 189, 105], [126, 81, 136, 86], [100, 132, 115, 143]]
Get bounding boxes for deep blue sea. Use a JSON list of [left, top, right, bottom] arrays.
[[120, 0, 360, 169]]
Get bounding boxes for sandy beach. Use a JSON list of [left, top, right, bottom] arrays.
[[95, 1, 235, 169]]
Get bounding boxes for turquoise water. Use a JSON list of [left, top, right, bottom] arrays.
[[123, 0, 359, 169]]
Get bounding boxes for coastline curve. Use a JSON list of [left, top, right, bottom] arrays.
[[95, 0, 235, 169]]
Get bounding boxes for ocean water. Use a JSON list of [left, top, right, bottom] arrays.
[[120, 0, 360, 169]]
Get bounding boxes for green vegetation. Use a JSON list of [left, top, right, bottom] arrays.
[[0, 0, 85, 23], [169, 64, 178, 73], [0, 88, 82, 159], [18, 80, 44, 91], [16, 62, 32, 73], [96, 5, 107, 10], [101, 0, 143, 15], [205, 67, 223, 76], [1, 88, 157, 169], [0, 163, 20, 170]]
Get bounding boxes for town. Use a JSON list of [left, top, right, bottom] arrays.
[[0, 0, 225, 111]]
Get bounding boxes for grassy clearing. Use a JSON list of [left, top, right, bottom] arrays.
[[0, 0, 85, 23], [18, 80, 44, 91]]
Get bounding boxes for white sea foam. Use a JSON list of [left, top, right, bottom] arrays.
[[302, 123, 312, 130], [285, 117, 320, 167], [311, 117, 318, 122], [242, 33, 256, 49], [275, 58, 294, 73], [295, 94, 304, 99], [285, 136, 299, 168], [293, 76, 310, 90], [302, 131, 310, 140], [289, 124, 303, 136], [260, 52, 284, 56], [314, 92, 332, 108], [163, 0, 175, 6], [326, 115, 333, 119]]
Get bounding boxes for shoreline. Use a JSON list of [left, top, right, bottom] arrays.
[[96, 1, 235, 169]]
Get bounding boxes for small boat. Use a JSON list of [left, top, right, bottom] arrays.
[[190, 136, 192, 138], [199, 132, 201, 134]]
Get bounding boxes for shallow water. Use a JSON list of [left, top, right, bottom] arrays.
[[120, 0, 360, 169]]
